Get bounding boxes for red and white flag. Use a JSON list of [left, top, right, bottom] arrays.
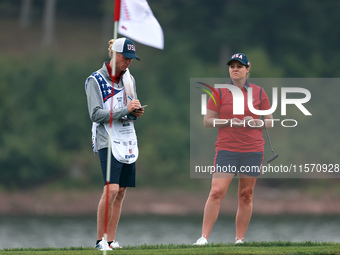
[[116, 0, 164, 50]]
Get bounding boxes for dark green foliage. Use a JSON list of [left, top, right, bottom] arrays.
[[0, 56, 94, 189]]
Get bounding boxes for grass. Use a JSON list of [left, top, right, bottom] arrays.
[[1, 242, 340, 255]]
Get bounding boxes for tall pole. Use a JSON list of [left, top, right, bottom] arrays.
[[103, 1, 120, 254]]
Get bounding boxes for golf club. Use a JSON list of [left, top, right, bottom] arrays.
[[261, 116, 279, 163]]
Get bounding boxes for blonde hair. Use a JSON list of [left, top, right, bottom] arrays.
[[108, 39, 115, 58]]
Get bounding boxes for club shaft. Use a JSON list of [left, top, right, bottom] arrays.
[[262, 116, 274, 153]]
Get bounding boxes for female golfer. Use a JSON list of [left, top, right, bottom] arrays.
[[85, 38, 144, 250], [194, 53, 273, 245]]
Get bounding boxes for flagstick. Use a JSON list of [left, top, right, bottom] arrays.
[[103, 1, 120, 254], [103, 20, 118, 242]]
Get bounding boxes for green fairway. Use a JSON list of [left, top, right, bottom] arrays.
[[1, 242, 340, 255]]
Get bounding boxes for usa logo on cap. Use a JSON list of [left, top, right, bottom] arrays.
[[127, 44, 136, 51]]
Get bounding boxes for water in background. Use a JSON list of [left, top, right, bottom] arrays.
[[0, 215, 339, 249]]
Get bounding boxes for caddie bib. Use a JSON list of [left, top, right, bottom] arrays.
[[86, 71, 138, 164]]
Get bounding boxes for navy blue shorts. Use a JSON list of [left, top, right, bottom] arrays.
[[98, 148, 136, 187], [214, 150, 264, 176]]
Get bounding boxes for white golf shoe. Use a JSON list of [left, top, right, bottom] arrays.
[[95, 237, 112, 251], [193, 236, 208, 245], [110, 240, 122, 248], [235, 237, 244, 244]]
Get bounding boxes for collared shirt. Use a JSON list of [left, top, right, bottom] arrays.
[[105, 62, 125, 84], [228, 80, 250, 90], [207, 82, 271, 153]]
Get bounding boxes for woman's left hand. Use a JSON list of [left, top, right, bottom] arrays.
[[131, 107, 144, 118]]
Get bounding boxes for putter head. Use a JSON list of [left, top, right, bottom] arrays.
[[267, 153, 279, 163]]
